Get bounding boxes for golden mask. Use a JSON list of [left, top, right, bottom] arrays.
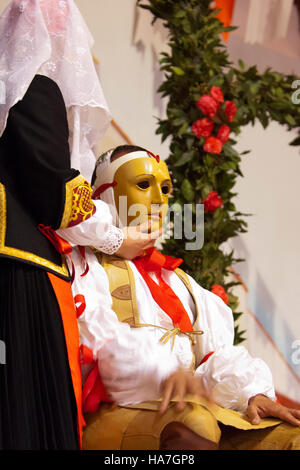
[[113, 157, 172, 231]]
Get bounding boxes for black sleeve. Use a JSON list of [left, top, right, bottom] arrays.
[[5, 74, 80, 229]]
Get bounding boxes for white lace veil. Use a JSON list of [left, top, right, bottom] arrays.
[[0, 0, 111, 180]]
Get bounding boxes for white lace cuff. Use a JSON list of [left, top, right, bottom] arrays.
[[57, 200, 124, 255], [94, 224, 124, 255]]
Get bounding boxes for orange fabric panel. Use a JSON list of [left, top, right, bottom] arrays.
[[47, 272, 84, 449], [214, 0, 236, 42]]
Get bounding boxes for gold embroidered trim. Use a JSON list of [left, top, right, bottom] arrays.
[[126, 260, 140, 326], [60, 175, 85, 229], [59, 175, 95, 229], [0, 184, 69, 277], [175, 268, 200, 327], [175, 268, 202, 372], [111, 284, 132, 301], [94, 252, 138, 325], [69, 181, 94, 225]]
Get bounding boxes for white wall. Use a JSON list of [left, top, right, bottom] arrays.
[[230, 121, 300, 400], [76, 0, 169, 156], [227, 0, 300, 400]]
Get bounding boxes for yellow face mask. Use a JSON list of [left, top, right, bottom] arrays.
[[113, 157, 172, 231]]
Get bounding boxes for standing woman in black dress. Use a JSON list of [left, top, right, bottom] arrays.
[[0, 0, 158, 450]]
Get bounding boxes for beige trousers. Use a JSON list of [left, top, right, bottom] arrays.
[[82, 399, 300, 451]]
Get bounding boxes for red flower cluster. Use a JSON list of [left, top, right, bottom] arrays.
[[202, 191, 223, 212], [210, 284, 229, 305], [225, 101, 237, 123], [210, 85, 224, 103], [192, 118, 214, 138], [196, 94, 220, 119], [192, 86, 237, 154], [203, 136, 222, 154], [217, 124, 230, 143]]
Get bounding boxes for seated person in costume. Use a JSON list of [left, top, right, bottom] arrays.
[[59, 145, 300, 450]]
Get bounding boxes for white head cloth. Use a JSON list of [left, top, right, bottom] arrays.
[[0, 0, 111, 180], [92, 148, 154, 227]]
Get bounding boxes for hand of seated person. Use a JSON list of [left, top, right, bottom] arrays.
[[247, 394, 300, 426], [115, 221, 162, 260], [159, 368, 213, 414]]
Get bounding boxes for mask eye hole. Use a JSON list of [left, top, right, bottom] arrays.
[[161, 185, 171, 194], [137, 180, 150, 189]]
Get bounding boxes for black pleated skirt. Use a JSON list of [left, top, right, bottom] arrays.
[[0, 258, 78, 449]]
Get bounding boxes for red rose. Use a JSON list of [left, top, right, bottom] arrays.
[[210, 86, 224, 103], [211, 284, 229, 305], [202, 190, 223, 212], [196, 94, 220, 119], [217, 124, 230, 143], [192, 118, 214, 138], [225, 100, 237, 122], [203, 136, 223, 154]]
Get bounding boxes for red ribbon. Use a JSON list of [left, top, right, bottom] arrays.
[[38, 224, 75, 282], [136, 248, 183, 272], [74, 294, 111, 413], [74, 294, 86, 318], [38, 224, 72, 254], [78, 246, 89, 277], [200, 351, 214, 365], [74, 291, 111, 413], [147, 150, 160, 162], [133, 248, 193, 333], [92, 181, 117, 200], [82, 362, 111, 414], [80, 344, 94, 365]]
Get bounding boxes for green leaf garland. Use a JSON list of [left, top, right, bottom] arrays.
[[137, 0, 300, 344]]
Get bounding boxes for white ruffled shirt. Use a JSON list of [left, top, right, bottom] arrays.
[[57, 199, 124, 255], [58, 215, 276, 413]]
